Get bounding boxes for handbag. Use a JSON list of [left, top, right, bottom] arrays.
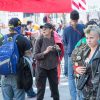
[[77, 73, 89, 90]]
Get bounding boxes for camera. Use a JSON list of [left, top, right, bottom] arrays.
[[52, 45, 56, 50]]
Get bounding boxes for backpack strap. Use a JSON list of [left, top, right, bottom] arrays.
[[71, 26, 82, 35], [74, 29, 82, 35], [13, 34, 19, 43], [3, 34, 19, 44], [13, 34, 20, 55]]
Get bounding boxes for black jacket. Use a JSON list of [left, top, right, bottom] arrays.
[[83, 46, 100, 99], [90, 46, 100, 100]]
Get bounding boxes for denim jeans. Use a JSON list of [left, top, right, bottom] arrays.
[[68, 56, 77, 100], [76, 79, 84, 100], [64, 54, 68, 76], [1, 75, 25, 100], [77, 89, 84, 100], [64, 46, 68, 76]]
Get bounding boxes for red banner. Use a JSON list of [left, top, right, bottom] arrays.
[[0, 0, 72, 13]]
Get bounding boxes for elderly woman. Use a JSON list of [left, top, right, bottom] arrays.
[[34, 23, 64, 100], [72, 25, 100, 100]]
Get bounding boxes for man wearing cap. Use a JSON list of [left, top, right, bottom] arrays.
[[0, 18, 32, 100], [63, 10, 85, 100], [34, 23, 64, 100]]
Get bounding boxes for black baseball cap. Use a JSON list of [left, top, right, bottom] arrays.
[[42, 23, 54, 29], [8, 18, 21, 28]]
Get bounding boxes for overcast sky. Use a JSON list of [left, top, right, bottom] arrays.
[[87, 0, 100, 9]]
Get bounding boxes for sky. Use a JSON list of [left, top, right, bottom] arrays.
[[87, 0, 100, 10]]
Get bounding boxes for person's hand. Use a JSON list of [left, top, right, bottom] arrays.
[[54, 44, 61, 50], [76, 66, 86, 75], [43, 46, 53, 54]]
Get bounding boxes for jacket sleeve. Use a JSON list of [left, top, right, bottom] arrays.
[[34, 38, 45, 60], [96, 64, 100, 100], [96, 82, 100, 100]]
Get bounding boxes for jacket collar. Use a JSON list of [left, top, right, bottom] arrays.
[[83, 45, 100, 60], [92, 46, 100, 60]]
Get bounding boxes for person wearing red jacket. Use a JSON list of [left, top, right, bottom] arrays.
[[34, 23, 64, 100]]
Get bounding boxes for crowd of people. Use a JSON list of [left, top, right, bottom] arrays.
[[0, 10, 100, 100]]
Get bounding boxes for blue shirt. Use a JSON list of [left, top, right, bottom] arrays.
[[63, 24, 85, 56]]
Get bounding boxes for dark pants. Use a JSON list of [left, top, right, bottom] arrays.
[[36, 67, 59, 100], [26, 87, 36, 97]]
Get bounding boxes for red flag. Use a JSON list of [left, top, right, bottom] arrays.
[[72, 0, 79, 10], [79, 0, 86, 10], [72, 0, 86, 11], [0, 0, 72, 13]]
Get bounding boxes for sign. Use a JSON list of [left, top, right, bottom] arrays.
[[0, 0, 72, 13]]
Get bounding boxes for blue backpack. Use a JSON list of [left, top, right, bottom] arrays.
[[0, 34, 19, 75]]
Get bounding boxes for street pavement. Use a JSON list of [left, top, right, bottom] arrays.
[[0, 75, 71, 100], [25, 59, 71, 100], [26, 75, 71, 100], [0, 59, 71, 100]]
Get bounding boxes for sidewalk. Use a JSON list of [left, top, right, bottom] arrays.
[[0, 59, 71, 100], [0, 76, 71, 100]]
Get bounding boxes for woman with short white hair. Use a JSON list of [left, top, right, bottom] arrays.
[[73, 25, 100, 100]]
